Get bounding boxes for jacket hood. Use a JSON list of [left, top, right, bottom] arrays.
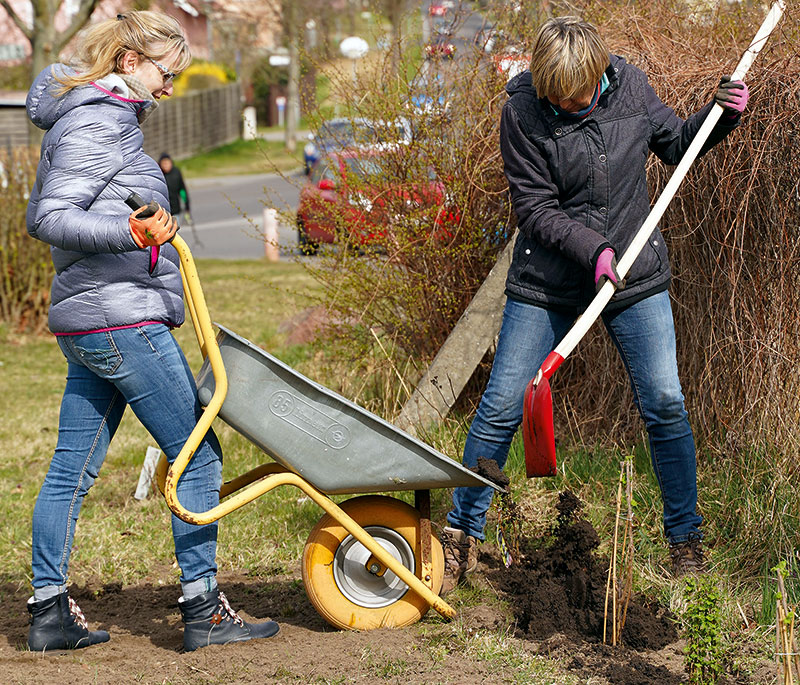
[[504, 54, 627, 99], [26, 64, 145, 131], [505, 70, 534, 98]]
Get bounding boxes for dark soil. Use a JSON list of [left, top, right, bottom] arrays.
[[486, 490, 685, 684], [0, 490, 770, 684]]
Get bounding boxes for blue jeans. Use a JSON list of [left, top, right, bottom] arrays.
[[32, 324, 222, 590], [447, 291, 702, 545]]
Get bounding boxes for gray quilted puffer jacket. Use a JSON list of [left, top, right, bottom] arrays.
[[26, 64, 184, 334]]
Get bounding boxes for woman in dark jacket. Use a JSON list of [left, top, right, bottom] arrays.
[[25, 10, 278, 652], [439, 16, 749, 595]]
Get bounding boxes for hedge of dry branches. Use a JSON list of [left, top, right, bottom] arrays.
[[0, 147, 51, 333], [304, 0, 799, 470]]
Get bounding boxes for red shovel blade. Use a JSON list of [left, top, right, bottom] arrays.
[[522, 375, 557, 478]]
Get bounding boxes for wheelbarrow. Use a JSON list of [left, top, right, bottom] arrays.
[[154, 232, 501, 631]]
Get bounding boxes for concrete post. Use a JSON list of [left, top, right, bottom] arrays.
[[263, 208, 280, 262], [242, 106, 257, 141]]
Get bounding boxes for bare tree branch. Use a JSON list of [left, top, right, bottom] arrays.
[[55, 0, 102, 52], [0, 0, 33, 39]]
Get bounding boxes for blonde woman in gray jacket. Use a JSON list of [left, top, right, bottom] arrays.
[[25, 10, 279, 653]]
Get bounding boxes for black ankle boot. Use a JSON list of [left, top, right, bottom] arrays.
[[27, 592, 110, 652], [179, 590, 279, 652]]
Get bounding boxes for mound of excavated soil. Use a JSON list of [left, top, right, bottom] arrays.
[[492, 491, 676, 650], [483, 490, 687, 684]]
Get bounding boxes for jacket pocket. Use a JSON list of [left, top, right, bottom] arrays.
[[626, 235, 666, 285], [510, 238, 582, 299]]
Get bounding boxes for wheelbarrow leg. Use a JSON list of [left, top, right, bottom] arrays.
[[415, 490, 434, 590]]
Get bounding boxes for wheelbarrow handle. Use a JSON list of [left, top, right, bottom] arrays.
[[124, 191, 160, 219]]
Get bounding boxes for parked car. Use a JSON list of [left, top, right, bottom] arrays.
[[428, 2, 448, 17], [303, 117, 413, 173], [296, 150, 457, 253]]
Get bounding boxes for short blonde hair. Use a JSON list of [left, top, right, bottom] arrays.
[[56, 10, 191, 92], [529, 16, 609, 101]]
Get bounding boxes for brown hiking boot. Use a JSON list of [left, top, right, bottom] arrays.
[[669, 538, 706, 577], [439, 526, 478, 597]]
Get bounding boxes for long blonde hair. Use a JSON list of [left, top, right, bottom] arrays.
[[529, 16, 609, 101], [56, 10, 191, 92]]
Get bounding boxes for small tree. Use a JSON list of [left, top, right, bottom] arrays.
[[0, 0, 102, 141]]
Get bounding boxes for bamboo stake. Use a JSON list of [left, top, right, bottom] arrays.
[[611, 464, 624, 645], [618, 460, 635, 636], [777, 570, 800, 677]]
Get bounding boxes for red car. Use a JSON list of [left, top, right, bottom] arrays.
[[296, 150, 457, 253], [428, 2, 447, 16]]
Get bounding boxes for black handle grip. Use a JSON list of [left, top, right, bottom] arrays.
[[125, 192, 159, 219]]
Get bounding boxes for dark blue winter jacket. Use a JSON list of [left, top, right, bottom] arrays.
[[501, 55, 739, 310]]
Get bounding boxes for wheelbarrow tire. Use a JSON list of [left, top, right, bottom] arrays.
[[302, 495, 444, 631]]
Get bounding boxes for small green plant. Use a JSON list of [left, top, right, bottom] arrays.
[[683, 574, 724, 685]]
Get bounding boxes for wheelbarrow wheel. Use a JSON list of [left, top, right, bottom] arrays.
[[302, 495, 444, 631]]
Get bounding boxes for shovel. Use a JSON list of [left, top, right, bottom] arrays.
[[522, 0, 786, 478]]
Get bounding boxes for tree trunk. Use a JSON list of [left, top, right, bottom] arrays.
[[284, 2, 299, 152]]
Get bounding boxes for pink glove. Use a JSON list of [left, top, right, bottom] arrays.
[[715, 76, 749, 114], [594, 247, 624, 293]]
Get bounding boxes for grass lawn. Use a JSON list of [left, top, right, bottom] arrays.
[[179, 138, 304, 178]]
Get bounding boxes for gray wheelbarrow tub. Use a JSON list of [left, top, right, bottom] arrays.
[[195, 325, 501, 495]]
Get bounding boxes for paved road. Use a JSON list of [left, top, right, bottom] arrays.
[[182, 170, 303, 260]]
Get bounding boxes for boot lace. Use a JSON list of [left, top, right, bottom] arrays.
[[670, 538, 705, 574], [440, 528, 467, 574], [68, 597, 89, 631], [216, 591, 244, 627]]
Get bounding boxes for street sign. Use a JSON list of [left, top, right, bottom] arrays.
[[275, 96, 287, 109], [269, 55, 291, 66]]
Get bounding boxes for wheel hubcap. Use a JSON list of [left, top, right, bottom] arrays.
[[332, 526, 414, 608]]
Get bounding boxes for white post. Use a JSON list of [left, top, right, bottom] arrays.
[[263, 207, 280, 262], [134, 446, 162, 500], [242, 106, 257, 141]]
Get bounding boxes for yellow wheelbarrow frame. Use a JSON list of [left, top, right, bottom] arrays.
[[157, 234, 456, 624]]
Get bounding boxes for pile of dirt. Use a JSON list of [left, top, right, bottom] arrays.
[[485, 490, 684, 684]]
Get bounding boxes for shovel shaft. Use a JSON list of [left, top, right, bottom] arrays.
[[547, 0, 785, 366]]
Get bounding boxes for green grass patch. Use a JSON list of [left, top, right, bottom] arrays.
[[179, 138, 303, 178]]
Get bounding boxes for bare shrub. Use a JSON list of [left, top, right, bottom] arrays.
[[0, 147, 51, 333], [297, 0, 800, 567]]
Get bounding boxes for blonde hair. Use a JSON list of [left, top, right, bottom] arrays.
[[529, 16, 609, 101], [56, 10, 191, 92]]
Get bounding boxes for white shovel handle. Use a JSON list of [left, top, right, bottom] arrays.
[[551, 0, 785, 364]]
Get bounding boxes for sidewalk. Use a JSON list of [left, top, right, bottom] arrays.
[[260, 129, 311, 142]]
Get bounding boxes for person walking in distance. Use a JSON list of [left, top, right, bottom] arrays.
[[25, 10, 280, 652], [439, 16, 749, 595], [158, 152, 191, 220]]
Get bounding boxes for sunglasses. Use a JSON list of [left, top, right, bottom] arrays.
[[141, 55, 177, 86]]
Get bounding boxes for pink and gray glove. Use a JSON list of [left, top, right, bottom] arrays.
[[715, 76, 749, 115], [594, 247, 625, 293]]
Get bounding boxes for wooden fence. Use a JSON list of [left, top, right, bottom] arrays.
[[0, 82, 243, 159]]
